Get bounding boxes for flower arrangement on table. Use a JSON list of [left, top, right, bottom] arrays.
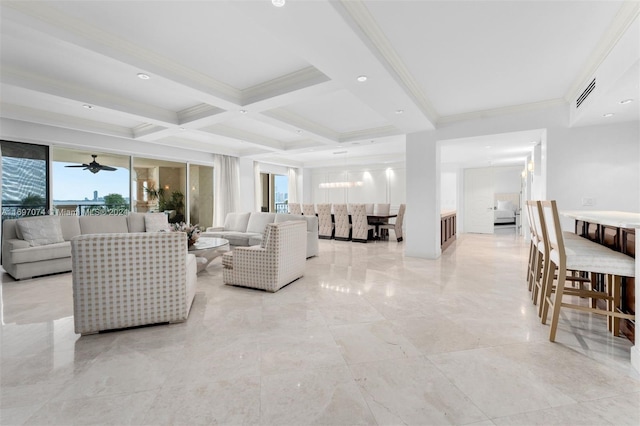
[[171, 222, 201, 247]]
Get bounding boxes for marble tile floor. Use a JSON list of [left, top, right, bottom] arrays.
[[1, 233, 639, 425]]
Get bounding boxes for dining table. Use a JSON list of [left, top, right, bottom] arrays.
[[367, 214, 397, 239]]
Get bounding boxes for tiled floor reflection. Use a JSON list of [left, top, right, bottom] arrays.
[[1, 233, 639, 425]]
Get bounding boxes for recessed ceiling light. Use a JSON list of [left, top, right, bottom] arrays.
[[352, 142, 360, 145], [395, 109, 404, 114], [137, 73, 150, 80], [272, 0, 285, 7], [370, 140, 375, 143], [619, 99, 633, 104], [179, 127, 186, 131], [239, 109, 247, 114], [485, 145, 492, 149], [82, 104, 94, 109], [296, 130, 302, 134], [603, 113, 614, 117], [356, 75, 368, 82]]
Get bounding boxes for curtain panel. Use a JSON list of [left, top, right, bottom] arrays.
[[213, 154, 240, 227]]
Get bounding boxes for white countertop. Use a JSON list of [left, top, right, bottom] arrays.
[[561, 210, 640, 229]]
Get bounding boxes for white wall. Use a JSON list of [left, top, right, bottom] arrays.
[[493, 166, 522, 194], [309, 162, 406, 212], [441, 171, 457, 211]]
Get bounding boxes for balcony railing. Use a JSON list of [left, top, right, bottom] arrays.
[[275, 203, 289, 213]]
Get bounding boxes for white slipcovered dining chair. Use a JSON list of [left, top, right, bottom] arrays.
[[379, 204, 405, 242], [316, 203, 334, 239], [333, 204, 351, 241], [539, 200, 635, 341], [351, 204, 374, 243], [289, 203, 302, 215]]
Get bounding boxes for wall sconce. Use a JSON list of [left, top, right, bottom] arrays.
[[527, 161, 534, 173], [521, 169, 526, 179]]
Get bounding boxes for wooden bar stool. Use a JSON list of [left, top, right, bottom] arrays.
[[538, 200, 635, 341]]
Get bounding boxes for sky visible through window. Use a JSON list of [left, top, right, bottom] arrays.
[[52, 162, 130, 201], [274, 174, 288, 203]]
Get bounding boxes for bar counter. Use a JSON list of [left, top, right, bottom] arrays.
[[561, 210, 638, 342]]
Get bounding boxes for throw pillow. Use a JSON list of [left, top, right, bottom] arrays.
[[16, 216, 65, 247], [144, 213, 169, 232]]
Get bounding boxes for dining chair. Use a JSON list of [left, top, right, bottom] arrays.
[[365, 203, 374, 215], [539, 200, 635, 341], [302, 204, 316, 216], [379, 204, 405, 242], [316, 203, 334, 239], [333, 204, 351, 241], [351, 204, 374, 243], [289, 203, 302, 215], [374, 203, 390, 216]]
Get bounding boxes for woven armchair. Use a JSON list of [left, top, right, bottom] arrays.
[[71, 232, 197, 335], [222, 221, 306, 292]]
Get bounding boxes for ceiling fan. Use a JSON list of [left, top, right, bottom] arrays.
[[65, 154, 117, 174]]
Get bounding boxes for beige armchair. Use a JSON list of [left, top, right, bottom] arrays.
[[71, 232, 197, 335], [222, 221, 307, 292]]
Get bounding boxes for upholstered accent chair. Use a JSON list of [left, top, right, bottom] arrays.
[[71, 232, 197, 335], [222, 221, 307, 292], [351, 204, 374, 243], [302, 204, 316, 216], [380, 203, 405, 242], [333, 204, 351, 241], [289, 203, 302, 215], [317, 203, 334, 239]]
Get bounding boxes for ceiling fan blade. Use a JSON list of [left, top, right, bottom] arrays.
[[65, 163, 90, 168], [100, 166, 117, 171]]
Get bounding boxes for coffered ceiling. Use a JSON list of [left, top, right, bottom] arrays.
[[1, 1, 638, 169]]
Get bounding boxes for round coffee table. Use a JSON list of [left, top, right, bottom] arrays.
[[189, 237, 229, 272]]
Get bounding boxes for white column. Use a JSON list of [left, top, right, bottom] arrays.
[[633, 144, 640, 374], [405, 131, 441, 259]]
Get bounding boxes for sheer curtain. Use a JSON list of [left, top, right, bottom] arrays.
[[213, 154, 240, 226], [254, 162, 262, 212], [288, 167, 299, 204]]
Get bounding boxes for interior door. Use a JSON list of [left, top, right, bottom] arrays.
[[464, 167, 494, 234]]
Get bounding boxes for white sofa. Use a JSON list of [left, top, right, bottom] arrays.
[[222, 221, 306, 292], [203, 212, 319, 258], [71, 231, 197, 335], [1, 212, 168, 280]]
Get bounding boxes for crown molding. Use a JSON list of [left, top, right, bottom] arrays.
[[438, 98, 567, 126], [2, 66, 179, 126], [339, 125, 400, 143], [202, 124, 284, 152], [565, 1, 640, 103], [242, 67, 331, 105], [0, 103, 134, 139], [334, 0, 439, 125], [261, 108, 339, 142], [3, 1, 241, 105], [177, 104, 226, 125]]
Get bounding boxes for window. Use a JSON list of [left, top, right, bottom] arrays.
[[1, 141, 49, 220], [52, 148, 130, 216], [259, 173, 288, 213]]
